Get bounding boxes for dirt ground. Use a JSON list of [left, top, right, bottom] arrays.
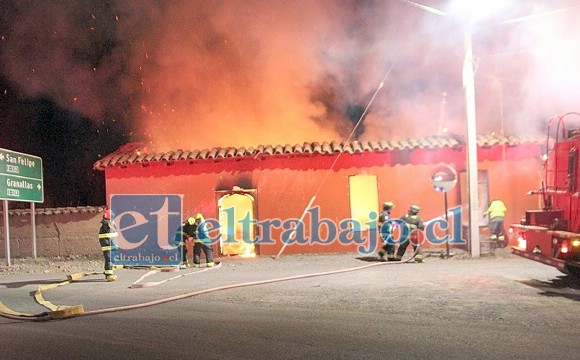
[[0, 254, 103, 275], [0, 246, 515, 275]]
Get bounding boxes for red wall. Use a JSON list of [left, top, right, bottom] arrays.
[[104, 144, 542, 256]]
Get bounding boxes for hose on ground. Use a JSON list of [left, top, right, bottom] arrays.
[[0, 251, 417, 322]]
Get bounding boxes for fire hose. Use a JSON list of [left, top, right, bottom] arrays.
[[0, 251, 417, 322]]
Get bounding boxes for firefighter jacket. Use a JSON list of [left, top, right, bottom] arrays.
[[378, 209, 393, 234], [485, 200, 507, 219], [99, 219, 118, 251], [187, 221, 211, 244], [378, 209, 391, 226], [182, 221, 197, 242], [400, 213, 424, 232]]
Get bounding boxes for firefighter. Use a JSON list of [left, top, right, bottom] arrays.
[[180, 216, 197, 268], [395, 205, 425, 263], [191, 213, 214, 268], [484, 199, 507, 247], [377, 201, 396, 261], [99, 209, 118, 281]]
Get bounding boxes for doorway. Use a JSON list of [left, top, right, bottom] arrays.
[[217, 190, 257, 256]]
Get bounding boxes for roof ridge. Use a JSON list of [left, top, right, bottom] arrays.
[[93, 133, 544, 170]]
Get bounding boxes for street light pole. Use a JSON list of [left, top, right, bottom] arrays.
[[463, 21, 481, 257], [496, 79, 504, 136], [401, 0, 513, 258], [492, 76, 506, 160]]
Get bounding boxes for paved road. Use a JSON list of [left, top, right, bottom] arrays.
[[1, 254, 579, 359]]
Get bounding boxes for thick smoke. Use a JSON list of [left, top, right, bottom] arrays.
[[1, 0, 579, 152]]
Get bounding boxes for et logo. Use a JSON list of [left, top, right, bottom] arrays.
[[110, 194, 183, 266]]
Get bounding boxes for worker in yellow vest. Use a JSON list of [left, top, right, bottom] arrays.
[[484, 199, 507, 247]]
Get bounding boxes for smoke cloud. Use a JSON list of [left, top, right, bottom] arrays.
[[1, 0, 579, 152]]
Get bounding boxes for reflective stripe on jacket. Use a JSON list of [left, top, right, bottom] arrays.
[[99, 232, 118, 239], [99, 219, 118, 251]]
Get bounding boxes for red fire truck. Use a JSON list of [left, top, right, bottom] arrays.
[[510, 112, 580, 278]]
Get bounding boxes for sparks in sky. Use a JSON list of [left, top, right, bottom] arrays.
[[0, 0, 578, 153]]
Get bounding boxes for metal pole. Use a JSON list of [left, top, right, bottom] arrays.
[[3, 200, 10, 266], [492, 76, 506, 160], [31, 202, 37, 259], [497, 78, 506, 161], [445, 192, 450, 258], [464, 22, 481, 258], [497, 80, 504, 136], [274, 195, 316, 259], [438, 91, 447, 135]]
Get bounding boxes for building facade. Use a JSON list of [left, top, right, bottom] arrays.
[[93, 134, 544, 257]]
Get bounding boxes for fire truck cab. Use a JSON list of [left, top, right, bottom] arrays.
[[510, 113, 580, 278]]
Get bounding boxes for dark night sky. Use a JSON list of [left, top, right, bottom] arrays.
[[1, 1, 579, 208], [0, 78, 128, 207]]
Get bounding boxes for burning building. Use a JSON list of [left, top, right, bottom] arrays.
[[94, 133, 544, 257]]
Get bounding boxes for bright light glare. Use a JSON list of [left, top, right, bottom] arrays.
[[517, 236, 526, 249], [448, 0, 511, 21], [528, 15, 580, 96], [239, 253, 256, 258]]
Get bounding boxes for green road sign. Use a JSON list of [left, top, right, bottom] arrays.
[[0, 148, 44, 202]]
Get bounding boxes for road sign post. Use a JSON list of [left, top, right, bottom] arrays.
[[0, 148, 44, 265], [3, 200, 9, 266], [0, 149, 44, 202]]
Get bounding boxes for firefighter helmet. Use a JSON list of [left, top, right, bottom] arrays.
[[103, 209, 111, 220], [409, 205, 420, 215], [195, 213, 204, 220], [383, 201, 394, 210], [187, 217, 195, 225]]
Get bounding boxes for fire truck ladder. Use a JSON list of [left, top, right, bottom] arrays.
[[544, 113, 580, 231], [544, 114, 569, 200]]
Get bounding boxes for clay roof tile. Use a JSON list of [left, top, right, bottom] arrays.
[[93, 133, 544, 170]]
